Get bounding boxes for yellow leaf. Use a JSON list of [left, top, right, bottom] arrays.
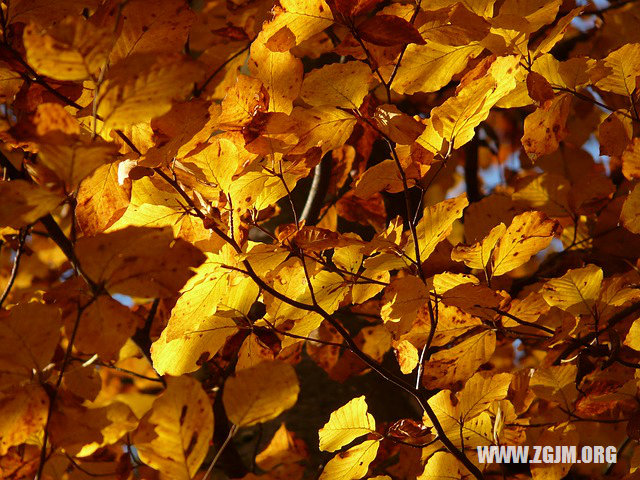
[[256, 423, 308, 471], [353, 160, 406, 199], [430, 55, 519, 149], [229, 166, 297, 213], [521, 93, 572, 161], [532, 54, 591, 91], [0, 180, 63, 228], [511, 173, 572, 217], [265, 259, 348, 322], [422, 330, 496, 390], [393, 340, 419, 374], [319, 439, 380, 480], [599, 111, 633, 157], [261, 0, 333, 52], [106, 176, 222, 250], [406, 194, 469, 262], [319, 396, 376, 452], [451, 222, 506, 270], [530, 365, 578, 407], [622, 183, 640, 234], [151, 316, 238, 376], [97, 56, 202, 129], [0, 61, 24, 102], [236, 333, 277, 371], [75, 226, 205, 298], [163, 252, 255, 340], [0, 384, 48, 455], [533, 7, 583, 56], [223, 361, 300, 427], [417, 451, 464, 480], [425, 379, 499, 447], [624, 318, 640, 351], [23, 17, 111, 81], [385, 42, 484, 95], [71, 295, 141, 361], [458, 372, 512, 421], [38, 138, 119, 190], [76, 162, 131, 235], [594, 43, 640, 96], [490, 211, 559, 277], [181, 137, 240, 193], [541, 264, 603, 316], [76, 401, 138, 457], [134, 376, 213, 480], [250, 36, 304, 114], [106, 0, 195, 63], [0, 303, 61, 389], [300, 62, 372, 109], [381, 276, 428, 324], [289, 106, 358, 156]]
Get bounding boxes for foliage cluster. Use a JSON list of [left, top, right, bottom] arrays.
[[1, 0, 640, 479]]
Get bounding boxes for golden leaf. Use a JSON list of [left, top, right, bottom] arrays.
[[490, 211, 559, 277], [541, 264, 603, 316], [421, 330, 496, 391], [76, 162, 131, 235], [75, 226, 205, 298], [23, 17, 111, 81], [134, 376, 213, 480], [97, 56, 202, 129], [256, 423, 308, 471], [521, 93, 572, 161], [594, 43, 640, 96], [222, 361, 300, 427], [319, 439, 380, 480], [300, 61, 372, 109], [0, 303, 62, 389], [0, 180, 63, 229], [319, 396, 376, 452], [384, 42, 484, 95], [250, 35, 304, 114], [406, 194, 469, 262], [261, 0, 333, 53], [430, 55, 519, 149]]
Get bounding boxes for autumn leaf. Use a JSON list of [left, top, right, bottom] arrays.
[[319, 439, 380, 480], [0, 181, 63, 228], [300, 61, 372, 109], [356, 15, 425, 47], [96, 56, 202, 129], [23, 17, 112, 81], [490, 211, 559, 277], [405, 194, 469, 262], [261, 0, 333, 52], [319, 396, 376, 452], [133, 376, 213, 480], [75, 226, 205, 297], [3, 1, 640, 478], [541, 264, 603, 316], [521, 93, 572, 161], [223, 361, 300, 427]]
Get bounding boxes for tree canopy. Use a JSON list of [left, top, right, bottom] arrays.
[[1, 0, 640, 479]]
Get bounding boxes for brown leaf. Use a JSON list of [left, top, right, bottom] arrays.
[[356, 15, 425, 47]]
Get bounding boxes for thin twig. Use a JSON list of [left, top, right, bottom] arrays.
[[0, 227, 27, 308], [202, 424, 238, 480], [194, 43, 252, 97]]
